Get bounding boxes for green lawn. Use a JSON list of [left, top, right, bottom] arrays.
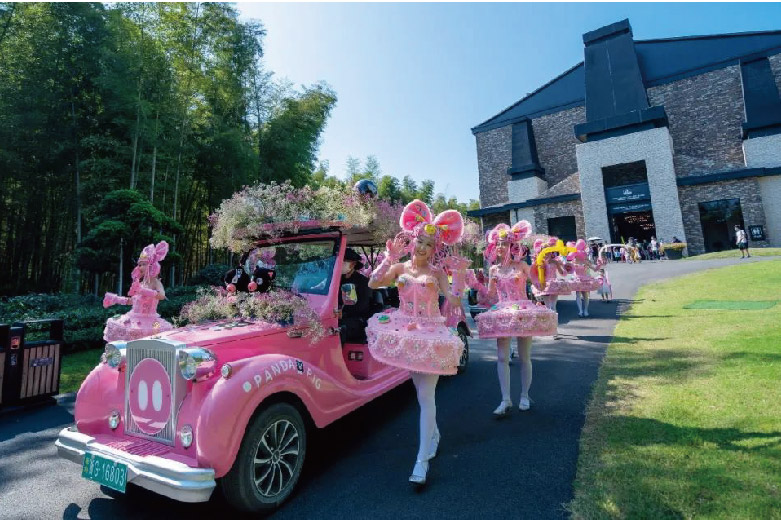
[[684, 247, 781, 261], [60, 349, 102, 394], [569, 260, 781, 519]]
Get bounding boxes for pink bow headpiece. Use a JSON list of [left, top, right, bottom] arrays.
[[135, 241, 169, 279], [484, 221, 532, 263], [399, 199, 464, 246], [566, 239, 588, 261]]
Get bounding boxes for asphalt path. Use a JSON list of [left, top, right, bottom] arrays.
[[1, 256, 777, 520]]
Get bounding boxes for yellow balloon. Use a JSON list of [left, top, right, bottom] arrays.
[[535, 239, 576, 286]]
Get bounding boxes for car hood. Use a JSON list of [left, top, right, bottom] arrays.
[[154, 320, 286, 347]]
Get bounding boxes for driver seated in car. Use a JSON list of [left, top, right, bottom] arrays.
[[338, 248, 372, 345]]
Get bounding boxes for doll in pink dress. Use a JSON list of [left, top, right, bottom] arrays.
[[477, 222, 557, 416], [103, 241, 173, 342], [366, 199, 464, 487], [566, 239, 602, 317]]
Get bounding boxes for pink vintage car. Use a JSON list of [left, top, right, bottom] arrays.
[[55, 222, 470, 512]]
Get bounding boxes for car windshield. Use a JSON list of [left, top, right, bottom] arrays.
[[247, 239, 337, 296]]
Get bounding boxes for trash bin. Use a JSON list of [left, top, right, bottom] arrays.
[[1, 319, 64, 407]]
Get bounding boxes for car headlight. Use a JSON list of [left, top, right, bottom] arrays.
[[179, 424, 193, 448], [178, 347, 216, 381], [104, 343, 126, 369]]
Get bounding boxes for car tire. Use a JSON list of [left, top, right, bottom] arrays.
[[221, 402, 307, 513], [457, 326, 469, 374]]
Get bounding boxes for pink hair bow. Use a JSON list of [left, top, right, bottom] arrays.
[[566, 238, 588, 261], [399, 199, 464, 245], [138, 240, 169, 279]]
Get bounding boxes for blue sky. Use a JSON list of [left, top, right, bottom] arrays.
[[237, 2, 781, 203]]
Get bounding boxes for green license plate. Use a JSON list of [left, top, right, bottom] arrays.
[[81, 452, 127, 493]]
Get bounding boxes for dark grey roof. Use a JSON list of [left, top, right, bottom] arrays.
[[472, 63, 585, 134], [473, 29, 781, 135]]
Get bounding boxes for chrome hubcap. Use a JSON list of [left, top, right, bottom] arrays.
[[252, 419, 300, 497]]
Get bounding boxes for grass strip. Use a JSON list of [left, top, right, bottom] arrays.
[[60, 349, 102, 394], [684, 247, 781, 261], [569, 260, 781, 519]]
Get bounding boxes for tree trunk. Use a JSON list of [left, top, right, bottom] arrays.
[[130, 78, 142, 189], [150, 112, 159, 203], [71, 98, 82, 293], [118, 238, 124, 294]]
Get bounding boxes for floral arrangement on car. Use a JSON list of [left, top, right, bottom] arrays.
[[209, 181, 378, 254], [177, 287, 326, 343]]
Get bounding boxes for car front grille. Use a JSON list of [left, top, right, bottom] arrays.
[[124, 338, 186, 446]]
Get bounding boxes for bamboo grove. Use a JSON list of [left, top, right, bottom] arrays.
[[0, 2, 337, 296]]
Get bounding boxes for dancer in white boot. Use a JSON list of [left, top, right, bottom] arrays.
[[476, 223, 557, 416], [367, 200, 465, 487], [567, 239, 602, 318]]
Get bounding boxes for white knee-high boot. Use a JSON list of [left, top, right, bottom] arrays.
[[496, 339, 511, 403], [517, 337, 533, 410], [582, 292, 590, 316], [410, 373, 439, 484], [575, 292, 583, 315]]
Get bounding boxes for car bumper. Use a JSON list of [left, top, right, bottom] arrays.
[[55, 427, 216, 503]]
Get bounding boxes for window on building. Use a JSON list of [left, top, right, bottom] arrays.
[[602, 160, 648, 188], [698, 198, 745, 253], [547, 216, 577, 243]]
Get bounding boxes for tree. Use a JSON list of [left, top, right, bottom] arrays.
[[77, 190, 182, 295], [258, 82, 337, 186], [364, 155, 381, 179], [377, 175, 402, 203]]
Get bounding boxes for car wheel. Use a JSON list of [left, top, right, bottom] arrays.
[[222, 402, 307, 513], [457, 327, 469, 374]]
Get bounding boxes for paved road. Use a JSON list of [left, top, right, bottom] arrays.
[[1, 256, 776, 520]]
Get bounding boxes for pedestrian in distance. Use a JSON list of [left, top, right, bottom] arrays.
[[735, 225, 751, 258]]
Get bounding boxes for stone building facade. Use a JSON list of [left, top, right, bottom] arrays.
[[469, 20, 781, 255]]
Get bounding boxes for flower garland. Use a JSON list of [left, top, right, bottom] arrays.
[[178, 286, 326, 343], [209, 181, 378, 253]]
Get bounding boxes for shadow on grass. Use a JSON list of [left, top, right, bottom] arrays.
[[575, 335, 669, 345], [573, 415, 781, 519], [605, 415, 781, 452]]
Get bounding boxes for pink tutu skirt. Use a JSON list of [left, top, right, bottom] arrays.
[[367, 309, 463, 375], [532, 279, 571, 297], [476, 300, 557, 338], [567, 276, 602, 292], [103, 312, 174, 343]]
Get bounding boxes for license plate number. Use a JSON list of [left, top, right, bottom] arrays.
[[81, 452, 127, 493]]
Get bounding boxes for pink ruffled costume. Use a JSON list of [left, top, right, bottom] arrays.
[[366, 199, 465, 376], [530, 237, 571, 297], [477, 269, 557, 338], [565, 239, 602, 292], [367, 273, 463, 375], [103, 241, 173, 342]]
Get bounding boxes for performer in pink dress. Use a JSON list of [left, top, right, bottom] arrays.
[[530, 237, 568, 340], [566, 239, 602, 317], [476, 223, 557, 415], [103, 241, 173, 342], [367, 199, 464, 487]]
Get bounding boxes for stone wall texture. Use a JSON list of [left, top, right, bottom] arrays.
[[481, 212, 510, 233], [678, 178, 770, 255], [533, 199, 585, 238], [475, 126, 511, 207], [531, 105, 585, 187], [647, 65, 746, 177]]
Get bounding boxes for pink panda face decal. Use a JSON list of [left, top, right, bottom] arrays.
[[128, 358, 172, 435]]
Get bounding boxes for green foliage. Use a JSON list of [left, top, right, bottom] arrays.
[[188, 263, 231, 286], [258, 82, 338, 186], [0, 286, 200, 353], [0, 2, 338, 296]]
